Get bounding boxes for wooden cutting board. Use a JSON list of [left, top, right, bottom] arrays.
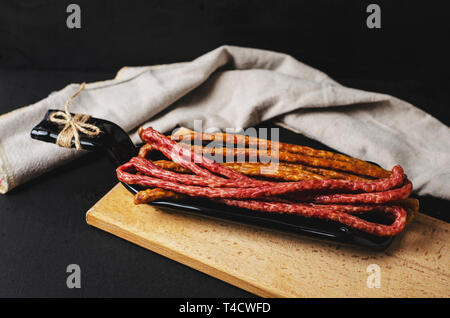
[[86, 184, 449, 297]]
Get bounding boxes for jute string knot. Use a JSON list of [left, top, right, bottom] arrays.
[[49, 83, 101, 150]]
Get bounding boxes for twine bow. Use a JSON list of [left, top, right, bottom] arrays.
[[49, 83, 101, 150]]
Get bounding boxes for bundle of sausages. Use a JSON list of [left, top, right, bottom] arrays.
[[116, 127, 416, 237]]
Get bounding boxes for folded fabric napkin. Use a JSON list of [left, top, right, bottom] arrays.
[[1, 45, 449, 200]]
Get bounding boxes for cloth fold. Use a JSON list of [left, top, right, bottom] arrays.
[[1, 45, 449, 199]]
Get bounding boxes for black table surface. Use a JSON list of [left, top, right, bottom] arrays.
[[0, 69, 449, 297]]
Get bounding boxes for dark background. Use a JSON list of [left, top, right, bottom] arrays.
[[1, 0, 450, 124], [0, 0, 449, 297]]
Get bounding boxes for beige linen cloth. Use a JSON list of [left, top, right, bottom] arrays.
[[1, 46, 449, 199]]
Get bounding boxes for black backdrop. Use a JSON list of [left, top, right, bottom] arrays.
[[0, 0, 448, 79], [1, 0, 450, 298], [1, 0, 450, 123]]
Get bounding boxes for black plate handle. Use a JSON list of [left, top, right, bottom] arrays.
[[30, 109, 137, 166]]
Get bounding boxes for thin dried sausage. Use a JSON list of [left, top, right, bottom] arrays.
[[117, 127, 413, 236]]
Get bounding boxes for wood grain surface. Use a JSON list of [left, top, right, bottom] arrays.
[[86, 184, 449, 298]]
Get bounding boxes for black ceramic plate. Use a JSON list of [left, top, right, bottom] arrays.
[[31, 110, 394, 250]]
